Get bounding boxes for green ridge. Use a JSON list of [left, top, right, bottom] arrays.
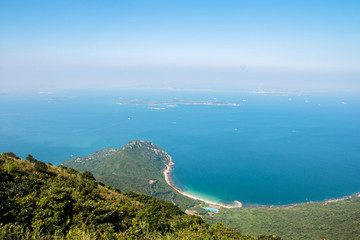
[[64, 140, 200, 210]]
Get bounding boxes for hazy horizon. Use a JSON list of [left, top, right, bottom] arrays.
[[1, 0, 359, 93]]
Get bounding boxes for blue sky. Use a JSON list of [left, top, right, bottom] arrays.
[[0, 0, 359, 92]]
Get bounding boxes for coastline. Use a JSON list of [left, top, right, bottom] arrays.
[[163, 154, 242, 208], [162, 153, 360, 209]]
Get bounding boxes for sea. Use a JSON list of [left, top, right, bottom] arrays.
[[1, 90, 360, 206]]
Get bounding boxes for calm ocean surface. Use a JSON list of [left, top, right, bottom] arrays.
[[1, 90, 360, 206]]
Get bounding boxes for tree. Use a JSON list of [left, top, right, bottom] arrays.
[[34, 161, 48, 172], [4, 152, 20, 159], [26, 154, 37, 163], [82, 171, 96, 182]]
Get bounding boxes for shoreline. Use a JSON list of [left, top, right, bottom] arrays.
[[163, 154, 242, 208], [244, 192, 360, 209], [162, 153, 360, 209]]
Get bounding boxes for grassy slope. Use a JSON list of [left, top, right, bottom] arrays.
[[64, 140, 200, 210], [207, 197, 360, 240]]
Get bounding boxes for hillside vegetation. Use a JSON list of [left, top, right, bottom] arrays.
[[206, 197, 360, 240], [64, 140, 200, 210], [0, 152, 282, 239]]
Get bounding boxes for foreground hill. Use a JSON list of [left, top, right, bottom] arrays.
[[0, 152, 280, 239], [64, 140, 200, 210]]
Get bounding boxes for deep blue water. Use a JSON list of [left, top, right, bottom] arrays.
[[1, 90, 360, 206]]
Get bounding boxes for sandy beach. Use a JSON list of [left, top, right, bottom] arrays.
[[163, 154, 242, 208]]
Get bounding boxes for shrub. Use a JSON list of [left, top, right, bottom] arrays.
[[26, 154, 37, 163], [98, 181, 105, 186], [0, 223, 28, 239], [8, 163, 18, 173], [82, 171, 96, 182], [32, 186, 75, 234], [58, 165, 67, 170], [4, 152, 20, 159], [34, 161, 48, 172], [66, 168, 79, 175]]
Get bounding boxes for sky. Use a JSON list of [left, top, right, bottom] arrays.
[[0, 0, 359, 93]]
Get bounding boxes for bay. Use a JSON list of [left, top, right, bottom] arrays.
[[1, 90, 359, 206]]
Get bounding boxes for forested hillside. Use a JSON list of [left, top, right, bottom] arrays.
[[0, 152, 280, 239], [64, 140, 200, 210]]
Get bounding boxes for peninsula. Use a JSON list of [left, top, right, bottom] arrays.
[[64, 140, 200, 209], [64, 140, 242, 209]]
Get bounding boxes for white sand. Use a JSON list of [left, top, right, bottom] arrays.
[[163, 155, 242, 208]]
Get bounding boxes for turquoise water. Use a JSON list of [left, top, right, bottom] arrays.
[[1, 90, 360, 206]]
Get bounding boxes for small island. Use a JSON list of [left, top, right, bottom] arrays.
[[115, 99, 241, 108]]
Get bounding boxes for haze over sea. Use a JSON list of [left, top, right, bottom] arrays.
[[1, 90, 360, 206]]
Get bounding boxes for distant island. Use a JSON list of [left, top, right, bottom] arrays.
[[115, 99, 241, 109]]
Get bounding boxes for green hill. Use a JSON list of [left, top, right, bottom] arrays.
[[64, 140, 200, 210], [0, 152, 280, 239]]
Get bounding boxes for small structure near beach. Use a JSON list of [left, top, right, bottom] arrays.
[[204, 207, 219, 213]]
